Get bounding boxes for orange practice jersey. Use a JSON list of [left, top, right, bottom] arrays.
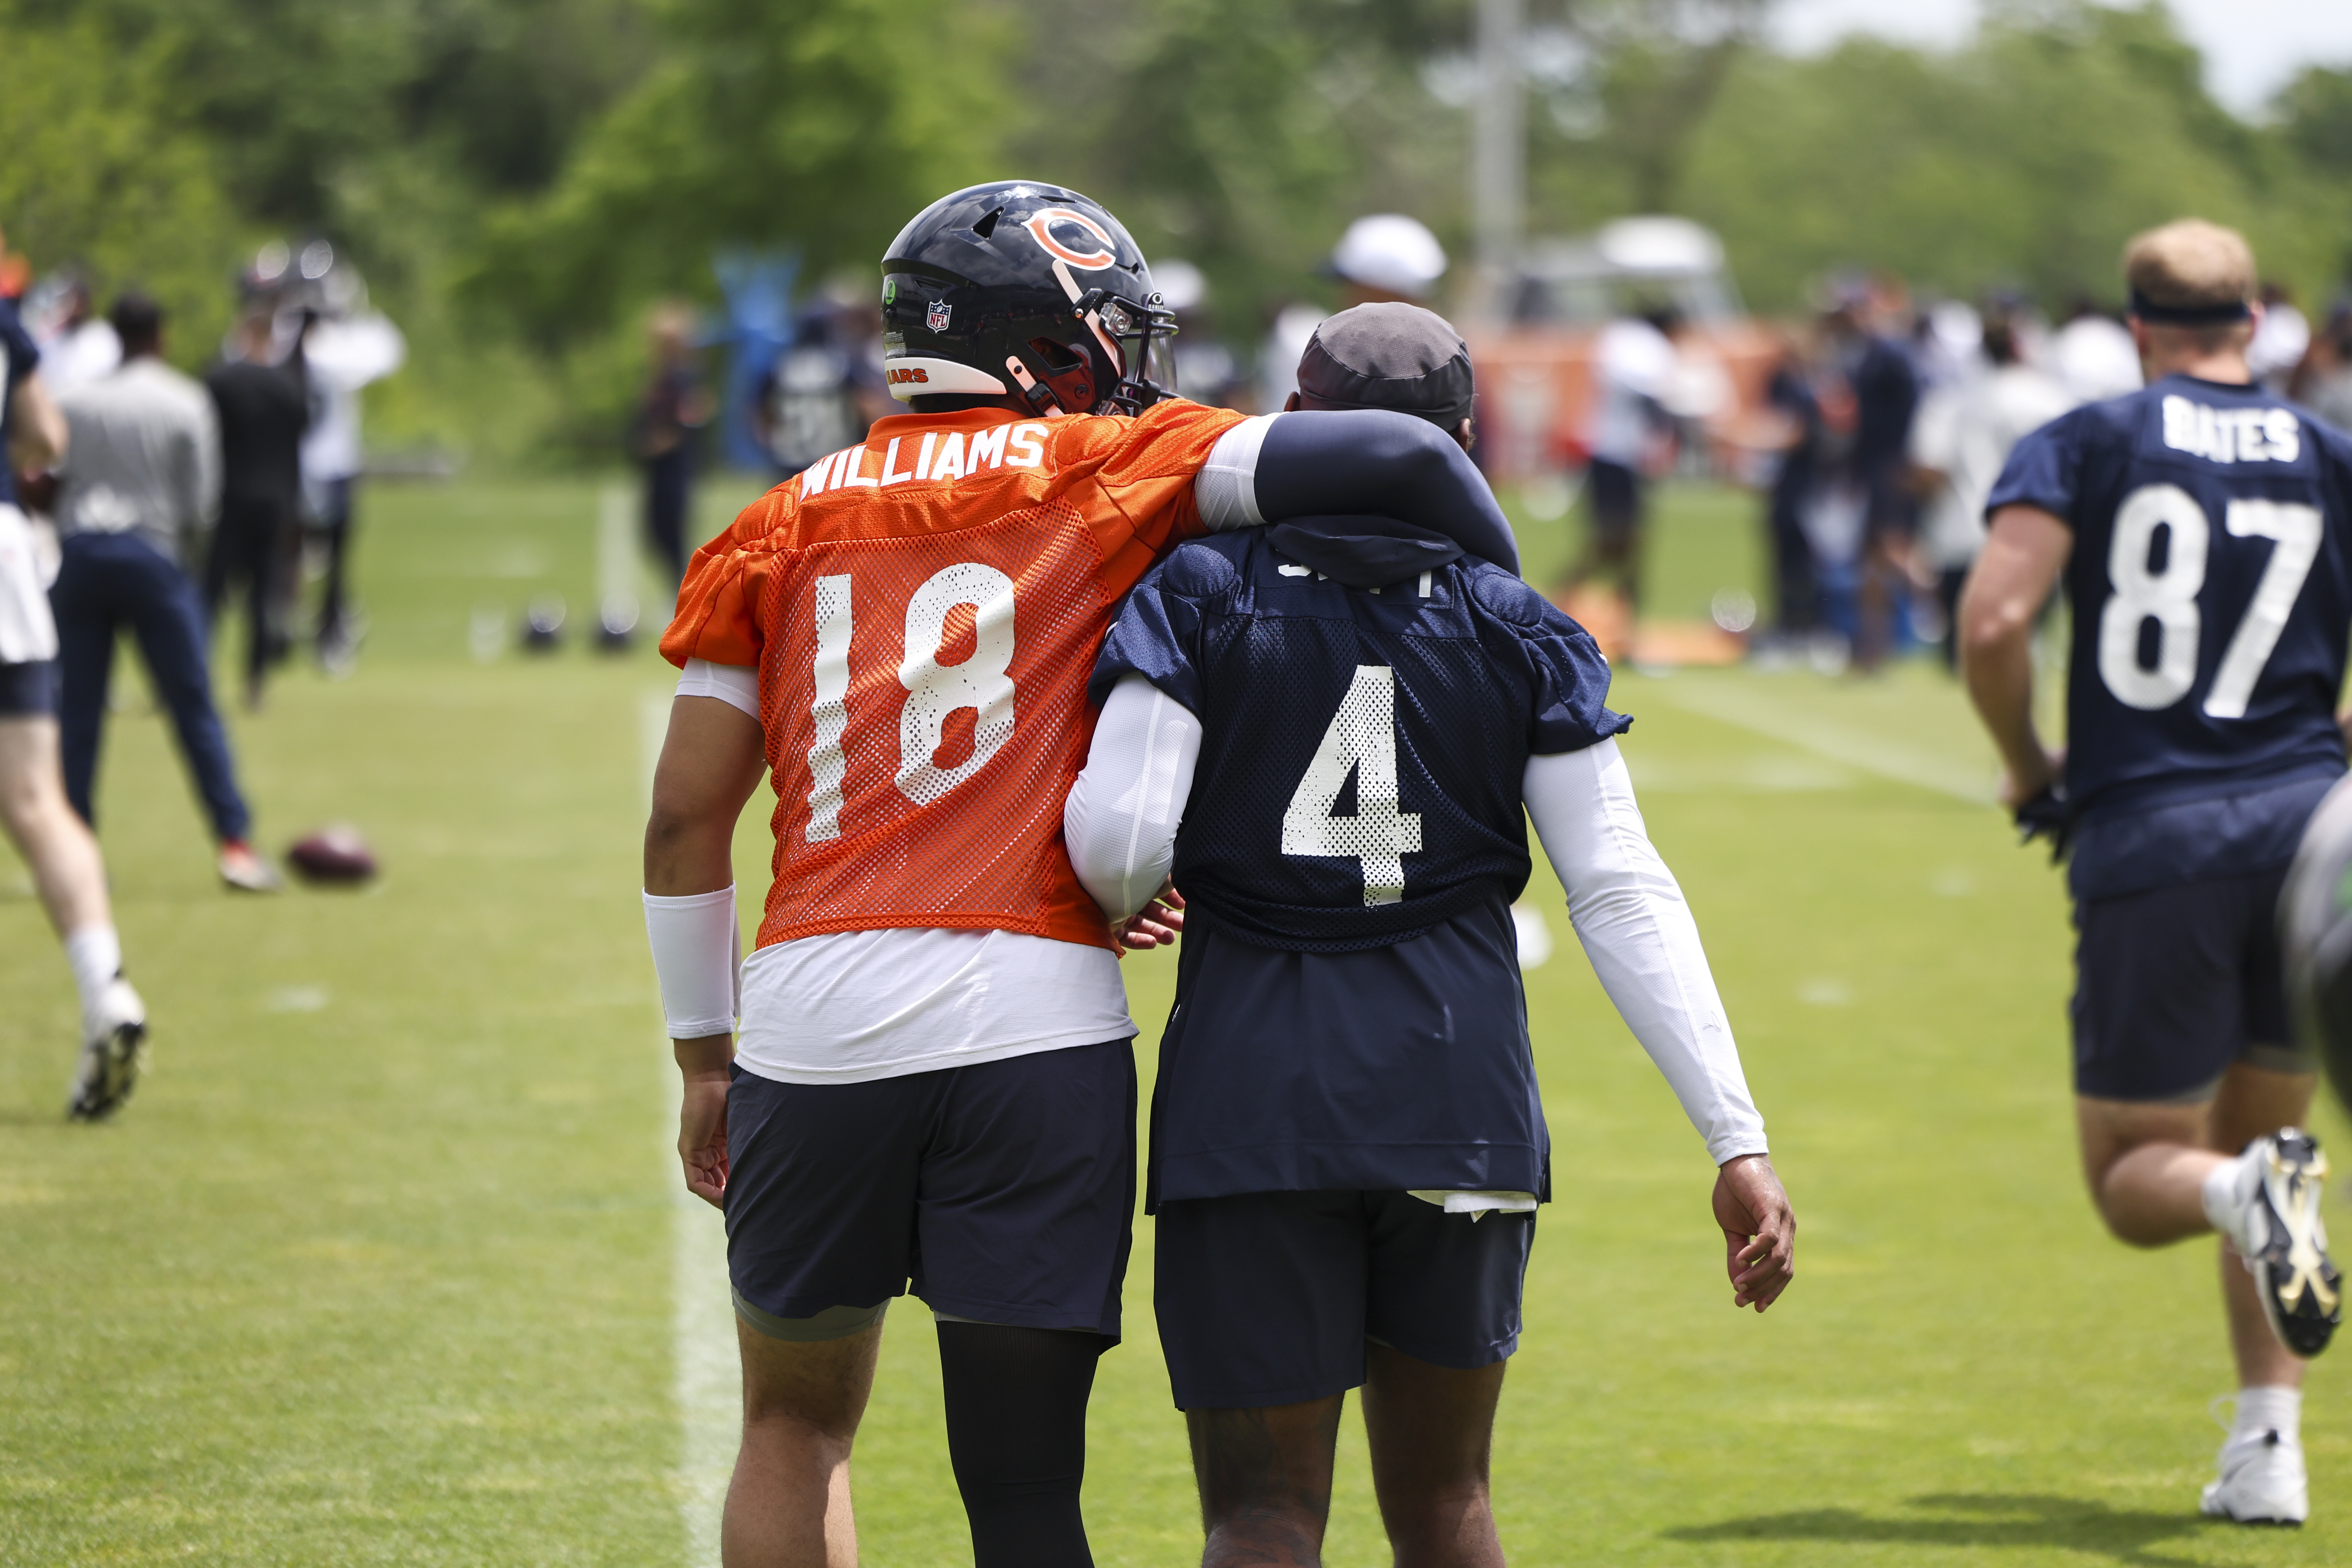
[[663, 400, 1244, 952]]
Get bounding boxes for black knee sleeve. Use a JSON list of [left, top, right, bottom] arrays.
[[935, 1321, 1110, 1568]]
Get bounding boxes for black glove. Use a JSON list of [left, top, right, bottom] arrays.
[[2013, 784, 2071, 863]]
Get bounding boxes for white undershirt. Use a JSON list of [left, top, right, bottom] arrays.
[[673, 658, 1133, 1084], [1065, 673, 1769, 1168]]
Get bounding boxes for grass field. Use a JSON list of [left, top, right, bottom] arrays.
[[3, 471, 2348, 1566]]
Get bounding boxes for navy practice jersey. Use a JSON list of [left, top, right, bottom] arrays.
[[1091, 529, 1625, 1203], [1089, 533, 1627, 952], [1988, 374, 2352, 822], [0, 300, 37, 508]]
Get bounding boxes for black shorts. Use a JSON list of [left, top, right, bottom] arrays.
[[1154, 1190, 1533, 1410], [1585, 458, 1644, 542], [724, 1039, 1136, 1337], [0, 659, 56, 717], [2072, 867, 2315, 1101]]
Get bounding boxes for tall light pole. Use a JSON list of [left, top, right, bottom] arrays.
[[1470, 0, 1524, 323]]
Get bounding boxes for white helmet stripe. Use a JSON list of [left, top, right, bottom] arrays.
[[884, 356, 1009, 401]]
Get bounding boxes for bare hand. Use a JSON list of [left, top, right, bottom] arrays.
[[676, 1037, 732, 1210], [1713, 1153, 1794, 1312], [1111, 881, 1186, 952]]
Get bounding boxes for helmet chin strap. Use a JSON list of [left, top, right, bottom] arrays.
[[1003, 356, 1065, 418], [1054, 259, 1131, 381]]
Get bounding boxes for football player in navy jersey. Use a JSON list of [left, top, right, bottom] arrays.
[[1961, 219, 2348, 1527], [1065, 305, 1793, 1567]]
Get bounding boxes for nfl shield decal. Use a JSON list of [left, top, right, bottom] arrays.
[[927, 300, 952, 332]]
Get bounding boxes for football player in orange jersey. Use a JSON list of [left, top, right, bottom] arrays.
[[641, 181, 1522, 1568]]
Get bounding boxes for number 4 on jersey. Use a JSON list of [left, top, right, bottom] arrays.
[[1283, 665, 1423, 906]]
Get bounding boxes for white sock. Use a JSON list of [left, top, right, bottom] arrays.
[[62, 924, 122, 1028], [2230, 1385, 2301, 1445], [2202, 1152, 2253, 1243]]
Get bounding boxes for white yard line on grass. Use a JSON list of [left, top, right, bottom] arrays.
[[644, 690, 737, 1568], [1650, 677, 1996, 805]]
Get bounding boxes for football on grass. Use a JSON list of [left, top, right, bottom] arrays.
[[287, 825, 379, 885]]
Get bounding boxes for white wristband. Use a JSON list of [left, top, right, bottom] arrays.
[[644, 884, 741, 1038]]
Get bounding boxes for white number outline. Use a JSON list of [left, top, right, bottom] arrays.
[[2205, 500, 2323, 719], [2095, 483, 2323, 719], [895, 563, 1017, 806], [799, 562, 1020, 840], [2096, 483, 2206, 711], [1281, 664, 1424, 906]]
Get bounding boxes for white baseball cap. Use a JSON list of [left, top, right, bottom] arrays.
[[1328, 215, 1447, 299]]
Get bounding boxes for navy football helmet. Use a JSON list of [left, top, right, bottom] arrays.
[[2283, 774, 2352, 1107], [879, 181, 1177, 417]]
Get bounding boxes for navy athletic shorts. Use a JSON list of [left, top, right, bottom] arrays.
[[0, 658, 56, 717], [1154, 1189, 1533, 1410], [724, 1038, 1136, 1337], [1585, 458, 1643, 541], [2072, 866, 2315, 1101]]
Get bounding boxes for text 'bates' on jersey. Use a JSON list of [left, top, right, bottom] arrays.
[[1092, 532, 1627, 952], [1989, 374, 2352, 815]]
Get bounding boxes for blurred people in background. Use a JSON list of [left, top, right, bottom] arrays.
[[25, 274, 121, 397], [1912, 298, 1984, 392], [1908, 311, 2071, 666], [1153, 260, 1244, 409], [2250, 281, 2311, 397], [632, 302, 711, 596], [51, 293, 275, 893], [750, 285, 889, 480], [1564, 307, 1677, 622], [1261, 215, 1446, 411], [1759, 329, 1826, 644], [2, 262, 148, 1119], [1842, 278, 1922, 671], [2051, 296, 2143, 404], [204, 306, 308, 710], [292, 243, 404, 676], [2291, 304, 2352, 433]]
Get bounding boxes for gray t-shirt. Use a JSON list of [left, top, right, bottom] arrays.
[[56, 357, 221, 565]]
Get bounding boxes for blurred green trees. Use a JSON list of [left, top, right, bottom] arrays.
[[6, 0, 2352, 462], [0, 14, 241, 360], [1679, 2, 2346, 311]]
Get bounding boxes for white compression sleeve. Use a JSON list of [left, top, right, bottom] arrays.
[[1524, 738, 1768, 1164], [1192, 413, 1276, 530], [676, 658, 759, 720], [1064, 674, 1203, 921], [643, 884, 741, 1039]]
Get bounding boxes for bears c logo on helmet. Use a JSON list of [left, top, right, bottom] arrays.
[[1023, 208, 1120, 271]]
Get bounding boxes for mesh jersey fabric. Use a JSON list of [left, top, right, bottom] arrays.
[[1988, 373, 2352, 821], [663, 399, 1245, 952], [1089, 532, 1627, 952]]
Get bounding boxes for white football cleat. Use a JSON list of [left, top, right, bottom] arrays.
[[2201, 1426, 2308, 1526], [67, 978, 148, 1122], [2209, 1130, 2341, 1357]]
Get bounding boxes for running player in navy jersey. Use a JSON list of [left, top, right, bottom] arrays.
[[1962, 220, 2348, 1527], [1064, 305, 1793, 1567]]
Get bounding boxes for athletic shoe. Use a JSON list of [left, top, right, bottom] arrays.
[[219, 840, 283, 893], [2214, 1130, 2341, 1358], [2202, 1425, 2308, 1525], [67, 979, 148, 1122]]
